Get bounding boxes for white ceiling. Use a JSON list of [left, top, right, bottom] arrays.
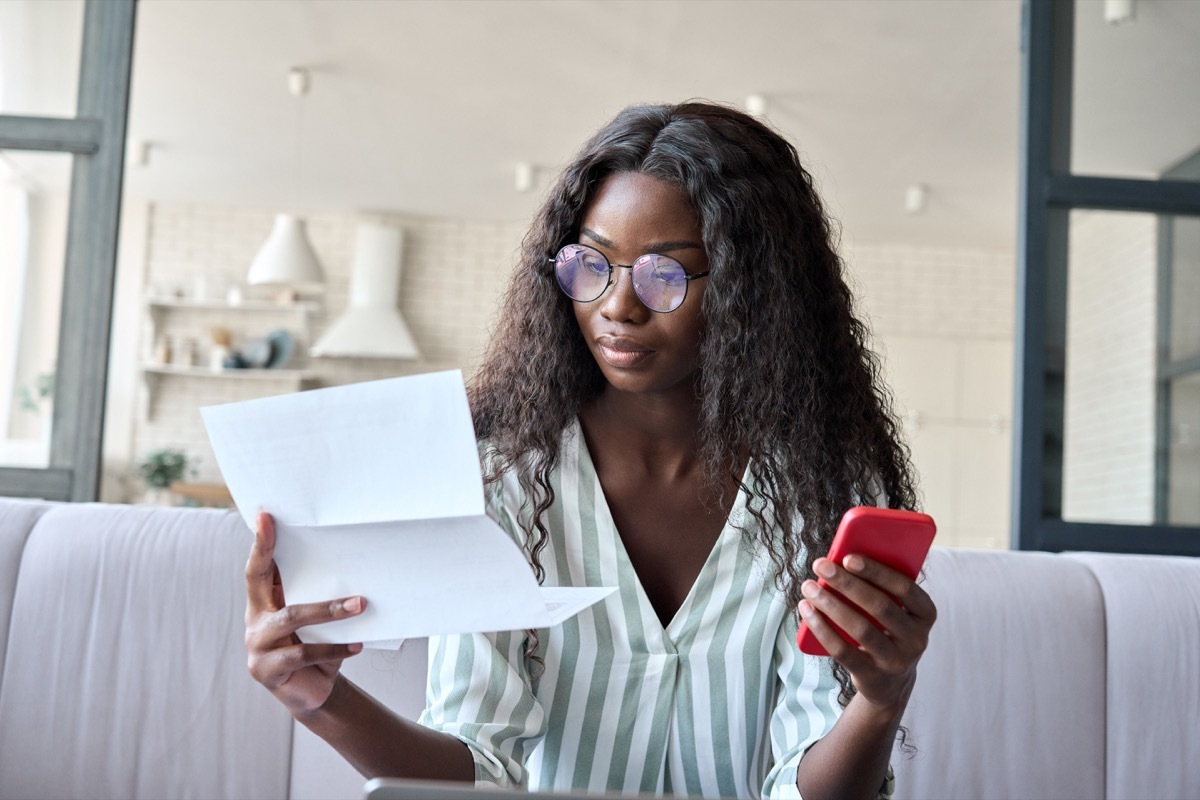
[[4, 0, 1200, 251]]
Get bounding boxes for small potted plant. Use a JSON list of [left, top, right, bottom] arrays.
[[137, 448, 190, 505]]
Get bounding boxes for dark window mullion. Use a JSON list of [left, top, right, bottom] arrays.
[[1015, 0, 1074, 550], [0, 116, 101, 153], [1046, 174, 1200, 216], [51, 0, 136, 501]]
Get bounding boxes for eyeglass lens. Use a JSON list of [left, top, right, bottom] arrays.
[[554, 244, 692, 313]]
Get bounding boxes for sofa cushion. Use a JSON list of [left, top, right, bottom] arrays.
[[891, 547, 1107, 800], [0, 503, 293, 800], [1068, 551, 1200, 800], [0, 498, 52, 689]]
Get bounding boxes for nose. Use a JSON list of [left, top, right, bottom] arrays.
[[598, 266, 649, 323]]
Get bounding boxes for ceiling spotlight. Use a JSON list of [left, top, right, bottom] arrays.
[[129, 139, 151, 168], [287, 66, 312, 97], [905, 184, 928, 215], [1104, 0, 1135, 24], [515, 162, 536, 193], [745, 94, 767, 117]]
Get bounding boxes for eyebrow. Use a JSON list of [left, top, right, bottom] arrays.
[[580, 227, 703, 255]]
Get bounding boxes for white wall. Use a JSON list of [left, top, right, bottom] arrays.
[[848, 244, 1016, 550]]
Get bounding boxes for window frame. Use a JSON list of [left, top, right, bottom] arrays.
[[0, 0, 135, 501], [1015, 0, 1200, 554]]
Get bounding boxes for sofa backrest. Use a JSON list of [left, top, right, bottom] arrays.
[[0, 501, 293, 800], [890, 547, 1107, 800], [1066, 551, 1200, 800]]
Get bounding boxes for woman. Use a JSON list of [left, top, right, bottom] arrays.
[[245, 102, 935, 799]]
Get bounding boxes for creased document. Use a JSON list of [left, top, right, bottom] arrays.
[[202, 370, 614, 647]]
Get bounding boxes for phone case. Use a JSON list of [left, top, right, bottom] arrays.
[[796, 506, 936, 657]]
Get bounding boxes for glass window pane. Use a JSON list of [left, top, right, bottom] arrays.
[[1071, 1, 1200, 181], [1169, 217, 1200, 362], [1061, 209, 1200, 527], [0, 0, 84, 117], [0, 151, 71, 469], [1168, 374, 1200, 526]]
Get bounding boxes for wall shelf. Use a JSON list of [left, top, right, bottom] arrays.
[[147, 298, 320, 342], [139, 364, 318, 420], [146, 298, 320, 312]]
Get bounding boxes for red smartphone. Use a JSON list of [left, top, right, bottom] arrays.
[[796, 506, 936, 656]]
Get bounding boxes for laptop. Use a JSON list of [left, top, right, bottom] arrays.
[[363, 777, 652, 799]]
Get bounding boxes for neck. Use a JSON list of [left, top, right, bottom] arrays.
[[581, 379, 705, 479]]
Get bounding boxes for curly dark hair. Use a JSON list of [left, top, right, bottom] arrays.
[[469, 101, 918, 717]]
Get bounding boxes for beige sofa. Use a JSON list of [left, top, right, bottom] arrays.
[[1, 497, 1197, 800]]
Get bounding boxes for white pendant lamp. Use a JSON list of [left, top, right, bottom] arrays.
[[248, 67, 325, 297], [247, 213, 325, 292], [310, 222, 420, 359]]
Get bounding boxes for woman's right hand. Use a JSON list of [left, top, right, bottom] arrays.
[[244, 511, 366, 718]]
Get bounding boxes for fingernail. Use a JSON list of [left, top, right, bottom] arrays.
[[799, 600, 815, 617], [347, 642, 363, 654], [844, 554, 864, 572], [814, 559, 835, 578], [343, 597, 362, 613], [801, 580, 820, 599]]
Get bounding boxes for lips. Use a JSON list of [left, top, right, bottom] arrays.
[[595, 335, 654, 369]]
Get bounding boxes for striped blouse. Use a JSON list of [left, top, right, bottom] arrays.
[[419, 421, 893, 799]]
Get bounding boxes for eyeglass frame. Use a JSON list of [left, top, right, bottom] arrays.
[[547, 244, 711, 313]]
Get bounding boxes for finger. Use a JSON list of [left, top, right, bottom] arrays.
[[265, 596, 367, 639], [246, 512, 279, 613], [841, 555, 938, 622], [798, 598, 873, 672], [252, 641, 364, 686], [813, 560, 922, 643], [801, 579, 901, 660]]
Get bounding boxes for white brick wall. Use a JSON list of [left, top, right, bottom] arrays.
[[846, 244, 1017, 550], [1062, 211, 1157, 524], [131, 203, 525, 489]]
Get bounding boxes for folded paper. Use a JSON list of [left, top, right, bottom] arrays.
[[202, 370, 614, 646]]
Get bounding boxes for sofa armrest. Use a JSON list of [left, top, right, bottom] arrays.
[[0, 502, 294, 800]]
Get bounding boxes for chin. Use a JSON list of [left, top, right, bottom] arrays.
[[592, 354, 696, 398]]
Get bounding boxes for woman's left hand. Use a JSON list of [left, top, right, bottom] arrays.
[[798, 555, 937, 712]]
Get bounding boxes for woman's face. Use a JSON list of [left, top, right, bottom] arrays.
[[571, 171, 709, 397]]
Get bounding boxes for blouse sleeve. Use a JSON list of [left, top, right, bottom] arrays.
[[417, 469, 547, 787], [758, 615, 895, 800], [418, 629, 547, 786]]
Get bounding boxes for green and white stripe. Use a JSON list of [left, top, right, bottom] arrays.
[[420, 422, 890, 799]]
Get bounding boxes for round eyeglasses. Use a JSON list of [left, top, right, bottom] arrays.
[[550, 244, 710, 313]]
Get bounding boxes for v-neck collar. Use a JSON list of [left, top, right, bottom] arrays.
[[570, 418, 750, 645]]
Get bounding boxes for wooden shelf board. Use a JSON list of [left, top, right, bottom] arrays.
[[142, 364, 315, 381]]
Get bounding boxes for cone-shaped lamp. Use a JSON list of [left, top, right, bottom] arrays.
[[246, 213, 325, 294]]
